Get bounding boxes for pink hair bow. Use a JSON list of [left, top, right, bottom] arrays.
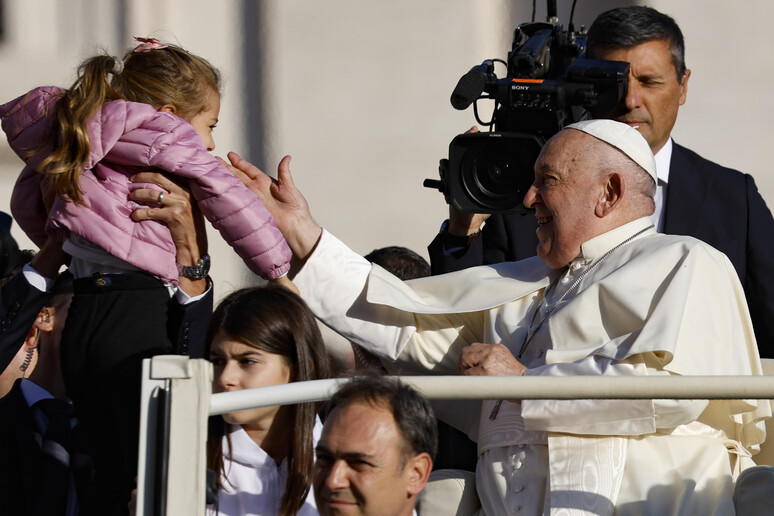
[[133, 37, 168, 52]]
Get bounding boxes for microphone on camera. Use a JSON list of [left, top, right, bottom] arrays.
[[450, 60, 495, 110]]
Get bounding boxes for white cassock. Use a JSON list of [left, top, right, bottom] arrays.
[[293, 217, 770, 516]]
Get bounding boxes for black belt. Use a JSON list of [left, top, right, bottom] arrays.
[[73, 272, 165, 294]]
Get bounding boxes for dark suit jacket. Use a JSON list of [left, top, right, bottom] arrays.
[[0, 380, 45, 516], [428, 141, 774, 357], [0, 379, 98, 515], [167, 282, 214, 359], [0, 273, 50, 373]]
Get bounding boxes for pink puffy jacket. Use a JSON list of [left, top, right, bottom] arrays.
[[1, 86, 291, 283]]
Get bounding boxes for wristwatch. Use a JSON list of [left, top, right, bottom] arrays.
[[177, 253, 210, 279]]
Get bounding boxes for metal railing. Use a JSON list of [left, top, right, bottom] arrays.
[[138, 356, 774, 516], [209, 374, 774, 414]]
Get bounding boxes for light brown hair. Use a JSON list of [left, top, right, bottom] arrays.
[[40, 41, 221, 204]]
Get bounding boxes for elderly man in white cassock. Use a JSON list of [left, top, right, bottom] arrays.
[[225, 119, 769, 516]]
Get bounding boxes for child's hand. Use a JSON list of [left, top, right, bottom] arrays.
[[29, 237, 69, 278]]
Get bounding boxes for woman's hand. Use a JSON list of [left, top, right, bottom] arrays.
[[129, 172, 208, 296]]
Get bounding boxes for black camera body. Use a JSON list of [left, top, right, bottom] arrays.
[[425, 19, 629, 213], [441, 132, 542, 213]]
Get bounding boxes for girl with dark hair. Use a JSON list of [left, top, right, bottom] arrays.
[[207, 285, 330, 516]]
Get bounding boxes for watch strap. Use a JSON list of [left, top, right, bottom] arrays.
[[177, 253, 210, 280]]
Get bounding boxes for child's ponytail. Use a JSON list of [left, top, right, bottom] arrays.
[[39, 38, 219, 206], [40, 55, 121, 204]]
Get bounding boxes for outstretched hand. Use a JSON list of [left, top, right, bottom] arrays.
[[222, 152, 322, 260]]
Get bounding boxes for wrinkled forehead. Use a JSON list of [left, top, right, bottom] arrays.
[[535, 130, 597, 173], [547, 127, 601, 150]]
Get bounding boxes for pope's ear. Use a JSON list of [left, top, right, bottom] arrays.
[[596, 173, 623, 218], [405, 452, 433, 497]]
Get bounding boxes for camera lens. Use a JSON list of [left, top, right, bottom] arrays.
[[447, 132, 542, 213], [460, 146, 533, 212], [475, 157, 518, 200]]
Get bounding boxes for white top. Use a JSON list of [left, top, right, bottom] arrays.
[[208, 418, 322, 516]]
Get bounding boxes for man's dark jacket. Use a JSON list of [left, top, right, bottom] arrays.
[[0, 380, 55, 516], [0, 273, 48, 373]]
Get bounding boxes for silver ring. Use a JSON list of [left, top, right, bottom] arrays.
[[157, 192, 165, 207]]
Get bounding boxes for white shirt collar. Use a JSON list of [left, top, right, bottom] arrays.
[[577, 217, 656, 262], [226, 416, 324, 467], [654, 138, 673, 185]]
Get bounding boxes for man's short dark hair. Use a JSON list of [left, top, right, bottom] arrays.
[[326, 375, 438, 463], [587, 6, 686, 81], [364, 246, 430, 281]]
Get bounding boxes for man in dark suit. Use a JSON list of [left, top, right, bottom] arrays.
[[428, 6, 774, 357], [0, 272, 81, 516], [0, 237, 67, 374], [0, 378, 60, 516]]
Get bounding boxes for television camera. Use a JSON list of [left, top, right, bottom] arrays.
[[424, 3, 630, 213]]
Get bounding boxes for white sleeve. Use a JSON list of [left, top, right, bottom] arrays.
[[293, 230, 485, 373], [521, 355, 708, 435], [22, 263, 53, 292], [293, 230, 417, 361], [174, 279, 212, 305]]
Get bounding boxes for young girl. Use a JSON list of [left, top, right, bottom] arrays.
[[0, 37, 293, 514], [206, 285, 330, 516]]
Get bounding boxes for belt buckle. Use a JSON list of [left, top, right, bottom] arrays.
[[93, 273, 112, 288]]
